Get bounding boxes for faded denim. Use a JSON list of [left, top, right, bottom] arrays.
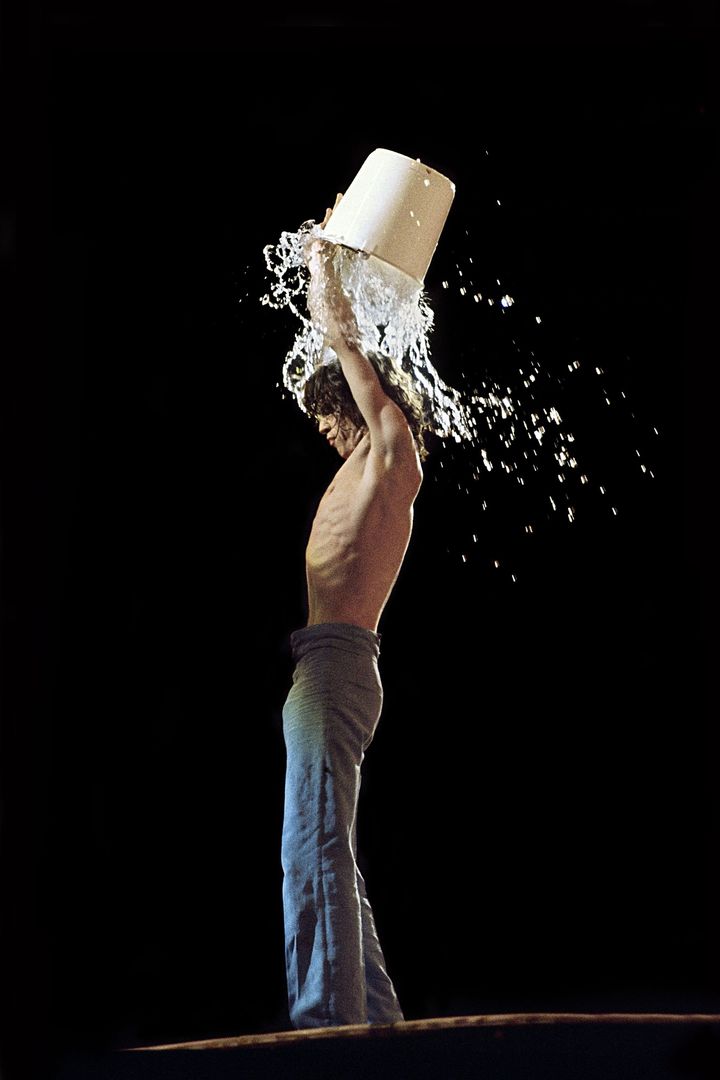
[[281, 622, 404, 1029]]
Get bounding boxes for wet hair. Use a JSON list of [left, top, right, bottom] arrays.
[[302, 352, 432, 461]]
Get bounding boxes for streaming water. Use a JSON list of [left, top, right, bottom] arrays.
[[261, 219, 476, 442], [258, 208, 658, 578]]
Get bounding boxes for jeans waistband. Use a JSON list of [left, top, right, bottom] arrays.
[[290, 622, 381, 663]]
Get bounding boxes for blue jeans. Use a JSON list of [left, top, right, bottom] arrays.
[[281, 622, 404, 1029]]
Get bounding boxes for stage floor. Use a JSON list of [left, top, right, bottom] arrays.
[[52, 1012, 720, 1080], [129, 1010, 720, 1050]]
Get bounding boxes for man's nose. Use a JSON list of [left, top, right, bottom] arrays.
[[318, 417, 332, 434]]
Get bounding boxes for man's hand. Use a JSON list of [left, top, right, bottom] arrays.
[[320, 192, 343, 230]]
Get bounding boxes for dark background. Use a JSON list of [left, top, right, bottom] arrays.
[[2, 3, 718, 1079]]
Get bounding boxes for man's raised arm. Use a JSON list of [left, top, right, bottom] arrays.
[[306, 203, 417, 468]]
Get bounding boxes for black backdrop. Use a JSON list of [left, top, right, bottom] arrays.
[[3, 4, 718, 1078]]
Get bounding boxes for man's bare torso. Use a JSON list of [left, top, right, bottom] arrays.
[[305, 435, 422, 632]]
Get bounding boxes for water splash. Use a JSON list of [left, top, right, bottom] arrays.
[[261, 218, 587, 482], [259, 213, 659, 578], [262, 219, 476, 442]]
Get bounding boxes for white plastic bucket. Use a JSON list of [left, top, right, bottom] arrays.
[[320, 148, 455, 286]]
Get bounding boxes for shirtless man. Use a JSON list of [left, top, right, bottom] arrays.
[[280, 197, 428, 1029]]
